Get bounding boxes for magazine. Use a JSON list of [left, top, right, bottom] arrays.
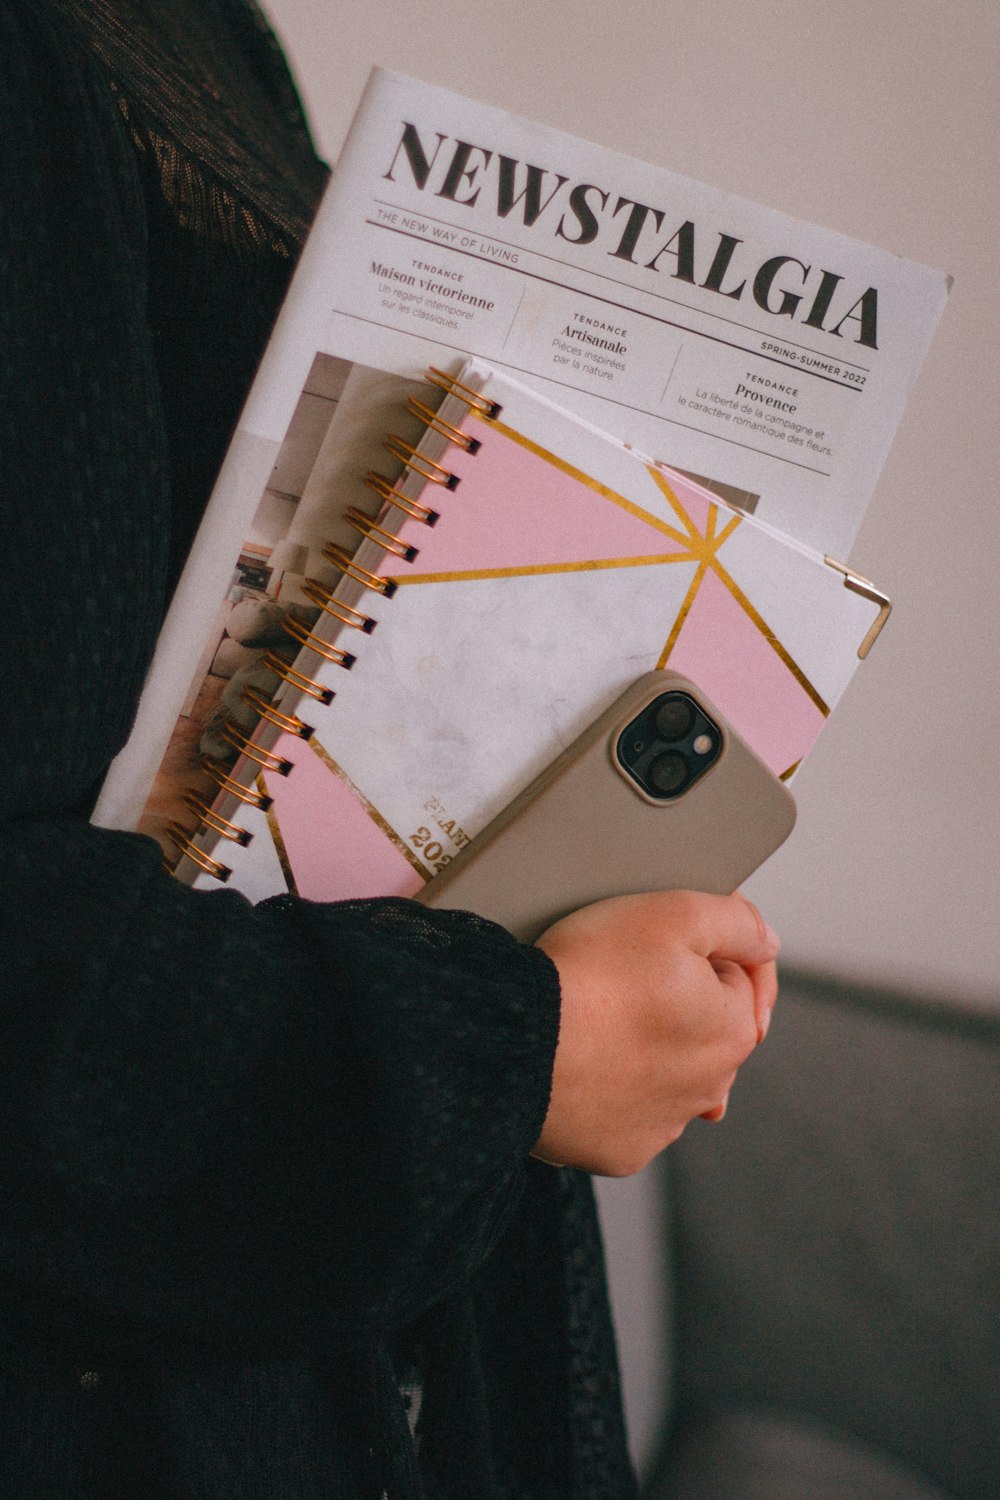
[[93, 69, 948, 881]]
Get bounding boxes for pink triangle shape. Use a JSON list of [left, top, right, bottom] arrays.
[[666, 569, 826, 776], [262, 733, 425, 901]]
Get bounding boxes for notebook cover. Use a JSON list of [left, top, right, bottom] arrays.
[[170, 360, 882, 901]]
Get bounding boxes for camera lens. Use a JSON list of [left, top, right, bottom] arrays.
[[654, 696, 694, 742], [647, 749, 688, 796]]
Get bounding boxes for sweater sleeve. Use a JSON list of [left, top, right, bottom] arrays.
[[0, 4, 561, 1365]]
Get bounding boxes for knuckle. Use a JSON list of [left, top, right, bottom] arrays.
[[663, 887, 700, 926]]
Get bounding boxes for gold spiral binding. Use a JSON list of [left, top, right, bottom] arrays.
[[201, 757, 273, 810], [344, 507, 418, 561], [364, 472, 439, 526], [165, 822, 232, 881], [406, 397, 481, 453], [168, 363, 488, 889], [281, 614, 357, 666], [182, 792, 252, 846], [301, 579, 377, 631], [322, 543, 398, 597], [383, 436, 458, 488], [426, 366, 501, 418], [221, 722, 294, 775], [240, 686, 315, 739], [261, 649, 335, 703]]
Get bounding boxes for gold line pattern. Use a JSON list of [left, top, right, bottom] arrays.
[[645, 468, 830, 716], [261, 774, 299, 897], [715, 512, 742, 549], [403, 415, 830, 714], [401, 409, 834, 719], [656, 561, 710, 670], [707, 556, 831, 717], [645, 467, 703, 545], [305, 737, 433, 881], [388, 419, 725, 590], [391, 552, 697, 588]]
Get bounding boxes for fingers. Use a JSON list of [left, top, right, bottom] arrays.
[[746, 959, 779, 1042], [683, 890, 780, 968], [712, 949, 779, 1041], [699, 956, 780, 1125], [532, 888, 781, 1172]]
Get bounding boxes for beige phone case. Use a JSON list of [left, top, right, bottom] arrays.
[[418, 671, 796, 941]]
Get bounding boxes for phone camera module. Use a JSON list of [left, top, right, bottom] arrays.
[[616, 689, 722, 801]]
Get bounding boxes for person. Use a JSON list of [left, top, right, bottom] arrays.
[[1, 2, 779, 1495]]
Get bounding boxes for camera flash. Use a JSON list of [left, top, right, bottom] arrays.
[[693, 733, 714, 756]]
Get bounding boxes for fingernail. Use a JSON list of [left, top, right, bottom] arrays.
[[763, 922, 781, 952], [757, 1008, 772, 1044]]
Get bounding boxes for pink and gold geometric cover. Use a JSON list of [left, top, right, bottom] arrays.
[[181, 360, 884, 902]]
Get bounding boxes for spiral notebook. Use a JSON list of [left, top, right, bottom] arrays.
[[129, 358, 888, 903]]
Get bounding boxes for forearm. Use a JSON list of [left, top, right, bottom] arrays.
[[1, 817, 560, 1356]]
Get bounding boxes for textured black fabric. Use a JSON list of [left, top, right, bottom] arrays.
[[0, 2, 635, 1495]]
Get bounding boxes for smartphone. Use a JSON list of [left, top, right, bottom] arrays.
[[417, 671, 796, 941]]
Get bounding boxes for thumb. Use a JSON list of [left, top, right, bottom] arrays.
[[691, 892, 781, 968]]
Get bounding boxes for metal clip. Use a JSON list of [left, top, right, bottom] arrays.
[[824, 557, 893, 659]]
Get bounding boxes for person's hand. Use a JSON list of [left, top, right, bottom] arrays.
[[532, 890, 779, 1176]]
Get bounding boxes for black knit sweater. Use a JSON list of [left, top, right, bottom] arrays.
[[0, 2, 635, 1495]]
